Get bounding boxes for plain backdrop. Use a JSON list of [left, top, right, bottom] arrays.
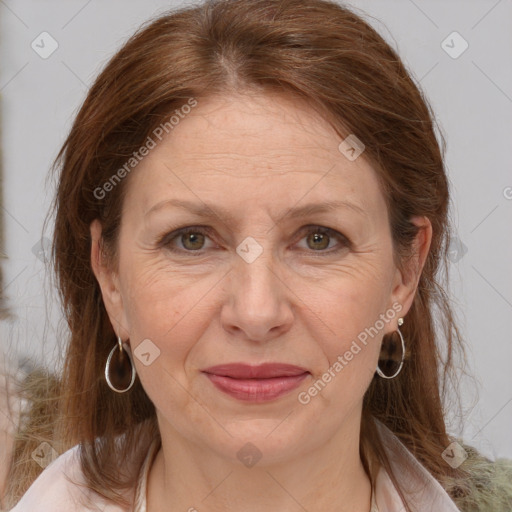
[[0, 0, 511, 460]]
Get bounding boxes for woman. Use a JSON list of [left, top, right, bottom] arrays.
[[6, 0, 512, 511]]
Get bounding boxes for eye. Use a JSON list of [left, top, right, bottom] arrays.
[[177, 230, 205, 250], [295, 225, 350, 254], [159, 225, 350, 256], [306, 229, 330, 250], [161, 226, 214, 253]]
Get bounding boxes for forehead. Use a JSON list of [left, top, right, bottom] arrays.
[[158, 93, 347, 170], [124, 93, 386, 220]]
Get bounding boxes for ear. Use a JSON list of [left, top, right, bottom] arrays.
[[90, 219, 130, 340], [389, 216, 432, 320]]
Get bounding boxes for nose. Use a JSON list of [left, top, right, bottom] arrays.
[[220, 246, 294, 344]]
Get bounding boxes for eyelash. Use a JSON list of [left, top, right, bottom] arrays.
[[158, 225, 351, 257]]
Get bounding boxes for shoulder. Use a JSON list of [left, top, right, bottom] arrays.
[[374, 419, 512, 511], [9, 444, 129, 512]]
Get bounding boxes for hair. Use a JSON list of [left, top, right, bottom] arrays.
[[6, 0, 474, 510]]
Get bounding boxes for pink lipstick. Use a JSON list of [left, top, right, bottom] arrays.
[[202, 363, 309, 402]]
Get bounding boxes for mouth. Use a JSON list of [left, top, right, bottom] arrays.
[[201, 363, 310, 402]]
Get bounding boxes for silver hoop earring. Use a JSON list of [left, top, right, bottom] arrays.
[[105, 336, 136, 393], [376, 317, 405, 380]]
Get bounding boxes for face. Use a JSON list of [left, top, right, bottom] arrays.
[[91, 92, 429, 465]]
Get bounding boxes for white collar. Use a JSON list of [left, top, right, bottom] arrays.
[[374, 419, 461, 511]]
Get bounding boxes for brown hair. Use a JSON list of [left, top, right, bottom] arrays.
[[7, 0, 472, 509]]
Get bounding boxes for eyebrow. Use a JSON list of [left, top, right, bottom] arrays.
[[144, 198, 366, 223]]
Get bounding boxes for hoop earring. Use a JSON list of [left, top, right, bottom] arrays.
[[105, 336, 137, 393], [376, 317, 405, 380]]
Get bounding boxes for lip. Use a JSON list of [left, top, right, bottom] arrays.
[[202, 363, 310, 402], [202, 363, 309, 379]]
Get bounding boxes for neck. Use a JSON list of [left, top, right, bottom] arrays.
[[146, 413, 373, 512]]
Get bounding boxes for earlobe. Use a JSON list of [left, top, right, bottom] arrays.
[[391, 216, 433, 318], [90, 219, 129, 338]]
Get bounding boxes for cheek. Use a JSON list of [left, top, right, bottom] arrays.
[[297, 287, 384, 417], [119, 258, 221, 353], [118, 261, 230, 409], [119, 265, 220, 415], [305, 261, 393, 340], [299, 260, 395, 398]]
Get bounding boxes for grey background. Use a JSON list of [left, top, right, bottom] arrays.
[[0, 0, 511, 459]]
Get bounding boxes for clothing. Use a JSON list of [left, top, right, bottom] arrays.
[[8, 420, 511, 512]]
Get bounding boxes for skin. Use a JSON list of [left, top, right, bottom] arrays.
[[91, 92, 432, 512]]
